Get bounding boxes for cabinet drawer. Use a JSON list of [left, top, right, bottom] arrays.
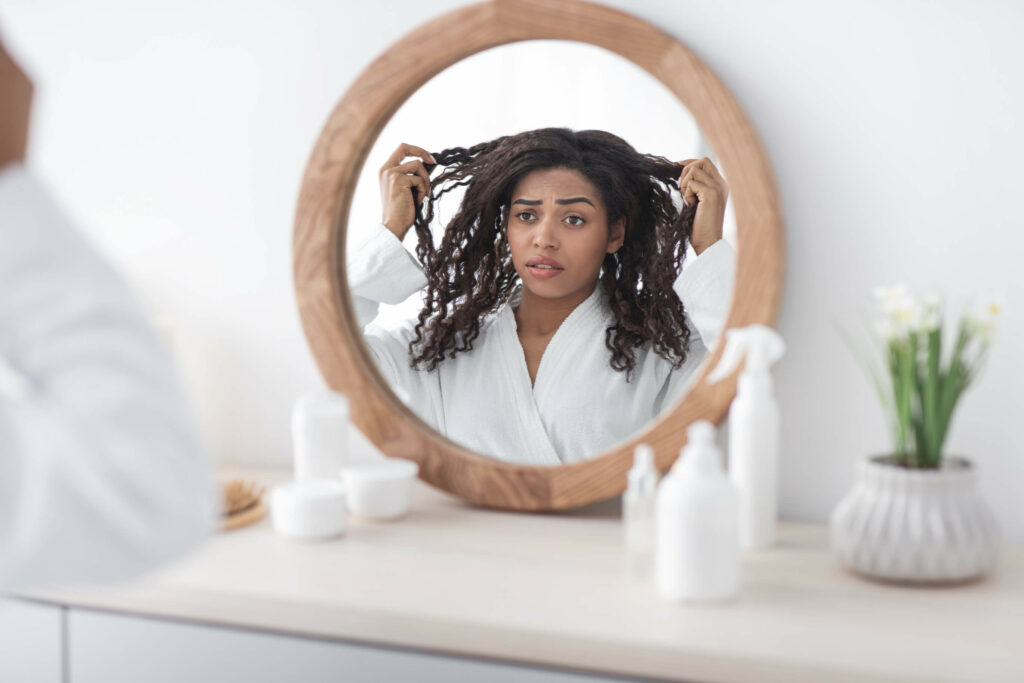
[[0, 598, 63, 683], [68, 608, 646, 682]]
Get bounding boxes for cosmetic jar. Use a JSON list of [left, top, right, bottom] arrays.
[[340, 458, 419, 520], [270, 479, 347, 540]]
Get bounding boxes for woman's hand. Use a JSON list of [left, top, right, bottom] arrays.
[[0, 41, 34, 171], [676, 157, 729, 256], [379, 143, 435, 241]]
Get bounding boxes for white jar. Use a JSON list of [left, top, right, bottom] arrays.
[[270, 479, 347, 540], [341, 458, 419, 520]]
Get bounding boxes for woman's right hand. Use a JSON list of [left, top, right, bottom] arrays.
[[379, 143, 435, 241]]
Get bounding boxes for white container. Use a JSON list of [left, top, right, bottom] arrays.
[[292, 389, 350, 481], [655, 420, 740, 602], [707, 324, 786, 550], [623, 443, 659, 580], [270, 479, 347, 540], [341, 458, 419, 520]]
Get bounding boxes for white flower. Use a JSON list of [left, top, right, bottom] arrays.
[[918, 291, 943, 332], [965, 296, 1005, 344], [874, 317, 902, 341], [873, 284, 912, 311], [873, 284, 921, 340]]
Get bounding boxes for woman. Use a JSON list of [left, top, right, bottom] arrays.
[[348, 127, 735, 465], [0, 39, 215, 592]]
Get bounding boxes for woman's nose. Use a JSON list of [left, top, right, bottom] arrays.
[[532, 217, 559, 248]]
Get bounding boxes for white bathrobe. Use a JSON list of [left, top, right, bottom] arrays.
[[0, 164, 216, 592], [348, 222, 736, 466]]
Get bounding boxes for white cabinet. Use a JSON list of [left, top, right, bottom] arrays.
[[0, 598, 63, 683], [68, 609, 641, 683]]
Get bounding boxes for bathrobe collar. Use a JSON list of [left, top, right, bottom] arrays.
[[492, 281, 611, 465]]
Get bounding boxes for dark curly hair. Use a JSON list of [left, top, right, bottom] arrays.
[[405, 127, 698, 383]]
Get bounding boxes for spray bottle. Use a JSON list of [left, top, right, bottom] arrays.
[[707, 324, 786, 550]]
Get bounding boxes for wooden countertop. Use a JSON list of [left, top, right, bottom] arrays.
[[19, 466, 1024, 682]]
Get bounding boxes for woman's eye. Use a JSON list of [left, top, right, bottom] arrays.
[[513, 211, 584, 226]]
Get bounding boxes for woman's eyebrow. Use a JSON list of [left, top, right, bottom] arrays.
[[512, 197, 595, 207]]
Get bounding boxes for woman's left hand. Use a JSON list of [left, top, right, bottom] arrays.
[[676, 157, 729, 255]]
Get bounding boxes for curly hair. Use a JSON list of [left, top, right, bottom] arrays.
[[405, 127, 698, 383]]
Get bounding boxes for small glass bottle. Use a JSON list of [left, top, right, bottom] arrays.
[[623, 443, 659, 580]]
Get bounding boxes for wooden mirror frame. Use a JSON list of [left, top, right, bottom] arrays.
[[293, 0, 784, 511]]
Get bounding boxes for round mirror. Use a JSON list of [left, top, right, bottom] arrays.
[[346, 39, 738, 468], [294, 0, 783, 510]]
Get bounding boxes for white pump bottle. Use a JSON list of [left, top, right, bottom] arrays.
[[655, 420, 740, 602], [707, 324, 786, 550]]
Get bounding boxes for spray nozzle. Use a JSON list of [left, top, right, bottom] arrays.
[[707, 324, 786, 383]]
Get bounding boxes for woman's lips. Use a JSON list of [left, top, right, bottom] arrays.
[[527, 265, 564, 279]]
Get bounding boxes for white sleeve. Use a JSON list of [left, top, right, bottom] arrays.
[[346, 223, 428, 331], [345, 223, 430, 389], [645, 239, 737, 419], [0, 164, 217, 593], [673, 239, 736, 352], [344, 224, 446, 432]]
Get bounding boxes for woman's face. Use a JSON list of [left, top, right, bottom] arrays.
[[506, 167, 625, 302]]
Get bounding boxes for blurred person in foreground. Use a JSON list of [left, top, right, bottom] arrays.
[[0, 36, 216, 593]]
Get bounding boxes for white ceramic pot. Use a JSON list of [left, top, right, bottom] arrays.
[[829, 455, 1001, 584]]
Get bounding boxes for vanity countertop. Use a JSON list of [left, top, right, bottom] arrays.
[[19, 465, 1023, 683]]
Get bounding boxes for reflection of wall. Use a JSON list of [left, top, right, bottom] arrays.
[[3, 0, 1021, 541]]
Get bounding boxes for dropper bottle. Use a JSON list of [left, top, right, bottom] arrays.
[[623, 443, 659, 580]]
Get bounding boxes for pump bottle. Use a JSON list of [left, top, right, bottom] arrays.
[[707, 324, 786, 550], [654, 420, 740, 602]]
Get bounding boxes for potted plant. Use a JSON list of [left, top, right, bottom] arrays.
[[830, 285, 1004, 584]]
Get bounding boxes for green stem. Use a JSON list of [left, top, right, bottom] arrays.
[[902, 334, 918, 467], [888, 339, 908, 460], [921, 327, 941, 467], [935, 322, 969, 458]]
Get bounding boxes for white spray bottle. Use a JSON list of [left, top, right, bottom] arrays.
[[706, 324, 786, 550]]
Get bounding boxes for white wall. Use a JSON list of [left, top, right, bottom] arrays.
[[1, 1, 1021, 541]]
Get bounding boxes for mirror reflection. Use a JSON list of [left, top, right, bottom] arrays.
[[345, 41, 736, 466]]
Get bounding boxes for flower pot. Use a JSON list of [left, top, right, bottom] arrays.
[[829, 454, 1001, 584]]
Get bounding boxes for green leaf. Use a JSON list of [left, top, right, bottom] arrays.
[[836, 319, 900, 453]]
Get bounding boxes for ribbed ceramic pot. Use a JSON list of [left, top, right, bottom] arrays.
[[829, 455, 1001, 584]]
